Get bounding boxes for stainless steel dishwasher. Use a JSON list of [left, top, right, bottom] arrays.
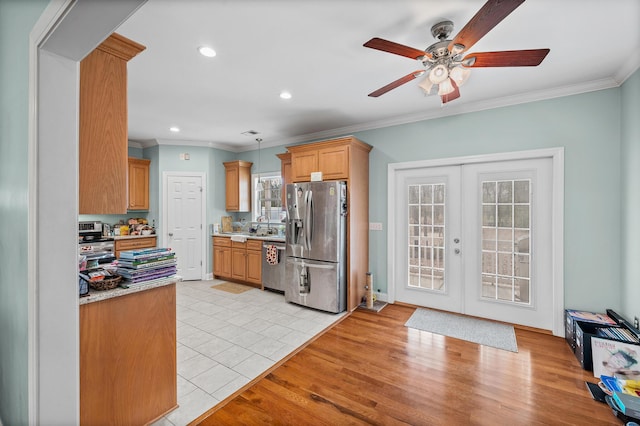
[[262, 241, 286, 292]]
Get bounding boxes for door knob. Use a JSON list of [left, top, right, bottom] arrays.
[[169, 232, 173, 237], [454, 248, 461, 254], [453, 238, 460, 243]]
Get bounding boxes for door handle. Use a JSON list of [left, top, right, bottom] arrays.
[[168, 232, 173, 237], [454, 248, 461, 254]]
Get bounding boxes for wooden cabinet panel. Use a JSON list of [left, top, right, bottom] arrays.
[[224, 160, 253, 212], [80, 284, 177, 425], [213, 237, 232, 279], [231, 248, 247, 281], [246, 249, 262, 285], [115, 236, 156, 259], [246, 239, 263, 285], [318, 145, 349, 180], [79, 33, 145, 214], [276, 152, 292, 205], [213, 246, 231, 278], [214, 237, 263, 287], [128, 157, 150, 210], [290, 150, 318, 182]]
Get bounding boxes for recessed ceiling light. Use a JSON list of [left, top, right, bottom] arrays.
[[169, 126, 180, 133], [198, 46, 216, 58], [280, 91, 292, 100]]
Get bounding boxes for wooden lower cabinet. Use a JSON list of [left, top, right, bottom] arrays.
[[213, 237, 231, 278], [115, 236, 157, 259], [80, 284, 177, 425], [213, 237, 262, 288], [246, 239, 262, 285]]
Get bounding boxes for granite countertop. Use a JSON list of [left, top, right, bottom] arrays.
[[212, 232, 285, 243], [79, 276, 179, 305]]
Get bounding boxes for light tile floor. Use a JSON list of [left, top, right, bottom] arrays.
[[152, 279, 346, 426]]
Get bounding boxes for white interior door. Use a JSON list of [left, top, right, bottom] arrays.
[[392, 154, 557, 331], [165, 173, 205, 281]]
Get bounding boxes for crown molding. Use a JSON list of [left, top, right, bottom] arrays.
[[128, 74, 636, 153]]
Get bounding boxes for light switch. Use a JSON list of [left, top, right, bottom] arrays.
[[369, 222, 383, 231]]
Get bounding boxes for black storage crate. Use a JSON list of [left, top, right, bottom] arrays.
[[568, 309, 640, 371]]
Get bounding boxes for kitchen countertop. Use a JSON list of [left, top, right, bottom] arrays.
[[79, 276, 179, 305], [213, 232, 285, 243], [112, 234, 157, 240]]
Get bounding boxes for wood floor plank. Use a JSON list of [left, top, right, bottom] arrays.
[[192, 304, 620, 425]]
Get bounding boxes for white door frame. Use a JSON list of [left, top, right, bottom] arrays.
[[162, 171, 207, 280], [388, 148, 565, 336], [28, 0, 146, 423]]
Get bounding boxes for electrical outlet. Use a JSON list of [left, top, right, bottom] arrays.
[[634, 316, 639, 330], [369, 222, 383, 231]]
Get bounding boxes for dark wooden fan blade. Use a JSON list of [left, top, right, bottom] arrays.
[[368, 70, 425, 97], [440, 78, 460, 104], [462, 49, 550, 67], [364, 37, 430, 60], [448, 0, 525, 54]]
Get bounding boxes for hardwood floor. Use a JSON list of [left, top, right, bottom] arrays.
[[192, 304, 619, 425]]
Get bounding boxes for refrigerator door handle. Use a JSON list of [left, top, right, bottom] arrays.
[[305, 189, 313, 250], [285, 258, 336, 270]]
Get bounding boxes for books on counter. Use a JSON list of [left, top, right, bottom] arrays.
[[117, 247, 177, 284]]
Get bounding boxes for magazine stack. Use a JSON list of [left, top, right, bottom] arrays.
[[117, 247, 177, 283]]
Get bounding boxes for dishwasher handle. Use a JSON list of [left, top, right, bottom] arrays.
[[263, 244, 285, 250]]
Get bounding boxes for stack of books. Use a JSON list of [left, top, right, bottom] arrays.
[[117, 247, 177, 283]]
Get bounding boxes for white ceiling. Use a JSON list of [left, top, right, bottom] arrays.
[[116, 0, 640, 152]]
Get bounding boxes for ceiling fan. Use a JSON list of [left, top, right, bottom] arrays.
[[363, 0, 550, 103]]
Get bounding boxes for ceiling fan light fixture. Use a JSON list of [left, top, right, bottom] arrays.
[[450, 66, 471, 87], [428, 64, 449, 84], [417, 77, 434, 95], [437, 78, 455, 96]]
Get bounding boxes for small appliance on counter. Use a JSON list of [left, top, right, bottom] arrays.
[[78, 221, 115, 266]]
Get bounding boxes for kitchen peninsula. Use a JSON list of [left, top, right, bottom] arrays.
[[79, 278, 177, 425]]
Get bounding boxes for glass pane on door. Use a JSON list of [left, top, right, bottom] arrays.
[[481, 179, 531, 304], [408, 183, 446, 291]]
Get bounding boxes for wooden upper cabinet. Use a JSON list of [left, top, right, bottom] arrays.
[[288, 137, 359, 182], [318, 144, 349, 180], [290, 150, 318, 182], [276, 152, 291, 205], [79, 33, 145, 214], [128, 158, 150, 210], [224, 160, 253, 212]]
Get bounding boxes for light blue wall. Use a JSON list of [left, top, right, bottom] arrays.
[[147, 144, 235, 272], [146, 87, 631, 316], [352, 89, 623, 311], [621, 68, 640, 324], [0, 0, 50, 424]]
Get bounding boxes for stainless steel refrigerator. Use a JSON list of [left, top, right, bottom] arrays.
[[284, 181, 347, 313]]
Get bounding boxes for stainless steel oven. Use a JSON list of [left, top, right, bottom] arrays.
[[79, 221, 115, 269]]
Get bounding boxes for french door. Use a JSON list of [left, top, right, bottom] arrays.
[[392, 155, 555, 330]]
